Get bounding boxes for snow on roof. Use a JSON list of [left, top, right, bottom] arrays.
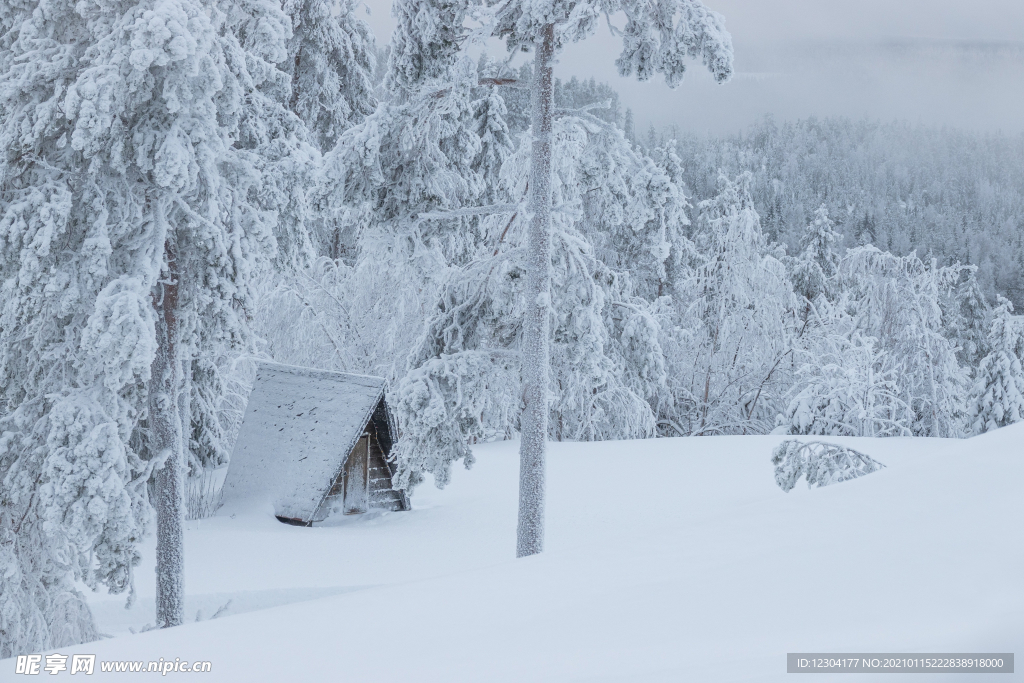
[[220, 361, 386, 521]]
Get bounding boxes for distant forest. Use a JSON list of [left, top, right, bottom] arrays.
[[650, 116, 1024, 308], [533, 70, 1024, 307]]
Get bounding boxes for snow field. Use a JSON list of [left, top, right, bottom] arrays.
[[11, 427, 1022, 682]]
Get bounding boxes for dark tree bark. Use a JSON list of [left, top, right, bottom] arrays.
[[149, 229, 185, 628]]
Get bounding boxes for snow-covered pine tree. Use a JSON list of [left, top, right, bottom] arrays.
[[944, 266, 990, 370], [576, 119, 690, 301], [969, 297, 1024, 433], [492, 0, 733, 557], [623, 108, 636, 145], [282, 0, 376, 152], [791, 205, 842, 306], [0, 0, 296, 646], [318, 0, 483, 268], [472, 59, 515, 205], [224, 0, 320, 267], [853, 211, 876, 247], [185, 358, 232, 474], [650, 138, 685, 189], [386, 0, 467, 98]]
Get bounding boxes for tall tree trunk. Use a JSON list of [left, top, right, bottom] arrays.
[[150, 230, 185, 628], [289, 47, 303, 115], [517, 23, 555, 558], [178, 358, 192, 497]]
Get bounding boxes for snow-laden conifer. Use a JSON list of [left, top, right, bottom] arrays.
[[969, 297, 1024, 433], [791, 205, 842, 305], [650, 138, 686, 188], [283, 0, 376, 152], [0, 0, 299, 648], [472, 59, 515, 205], [945, 267, 990, 370], [223, 0, 320, 268], [319, 51, 483, 267], [386, 0, 469, 97], [576, 120, 691, 300]]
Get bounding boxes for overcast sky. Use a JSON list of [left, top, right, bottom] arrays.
[[361, 0, 1024, 135]]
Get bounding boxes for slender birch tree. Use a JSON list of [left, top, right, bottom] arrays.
[[491, 0, 734, 557]]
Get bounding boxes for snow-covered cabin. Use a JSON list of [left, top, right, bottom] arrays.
[[220, 362, 409, 525]]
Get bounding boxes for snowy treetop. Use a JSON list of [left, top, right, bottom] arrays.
[[494, 0, 733, 87]]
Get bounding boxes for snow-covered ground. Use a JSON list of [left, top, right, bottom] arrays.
[[12, 427, 1024, 681]]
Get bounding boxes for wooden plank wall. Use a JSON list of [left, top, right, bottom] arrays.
[[321, 424, 405, 515], [367, 428, 405, 512], [343, 435, 369, 514]]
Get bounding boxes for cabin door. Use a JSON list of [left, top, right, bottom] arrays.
[[343, 434, 369, 514]]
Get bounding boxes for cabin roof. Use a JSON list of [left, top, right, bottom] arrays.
[[220, 361, 388, 521]]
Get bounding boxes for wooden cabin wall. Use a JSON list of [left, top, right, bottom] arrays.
[[366, 423, 405, 512], [319, 435, 367, 517], [320, 424, 404, 516], [343, 435, 369, 514], [369, 400, 394, 455]]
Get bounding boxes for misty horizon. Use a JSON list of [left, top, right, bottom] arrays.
[[358, 0, 1024, 136]]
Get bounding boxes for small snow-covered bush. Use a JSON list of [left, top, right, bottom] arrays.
[[771, 440, 886, 492]]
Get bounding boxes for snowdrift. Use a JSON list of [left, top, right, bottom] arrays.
[[10, 428, 1024, 682]]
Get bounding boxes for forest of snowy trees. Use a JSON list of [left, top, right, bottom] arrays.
[[657, 118, 1024, 309], [1, 0, 1023, 659]]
